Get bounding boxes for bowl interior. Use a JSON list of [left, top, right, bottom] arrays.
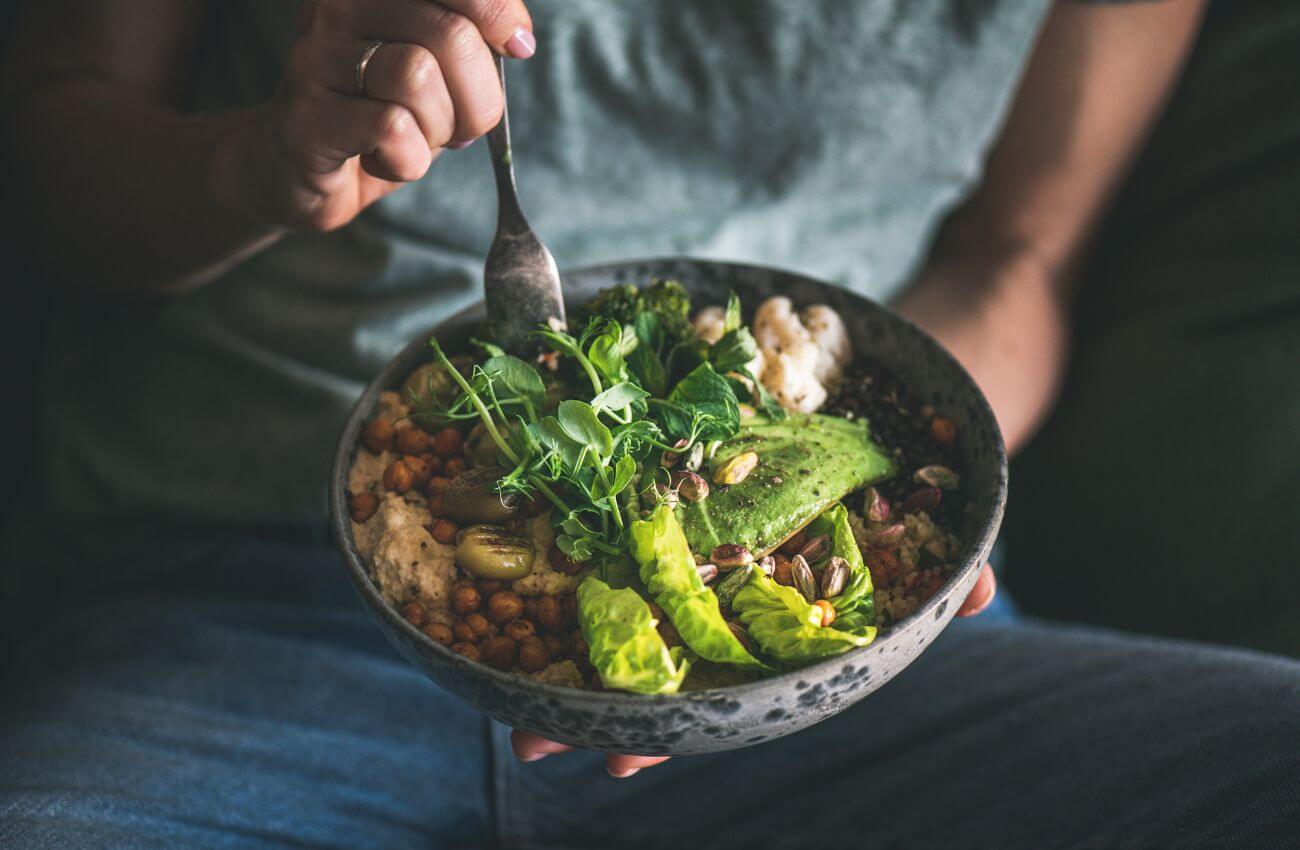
[[329, 257, 1007, 753]]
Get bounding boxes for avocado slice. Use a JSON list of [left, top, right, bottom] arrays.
[[676, 414, 897, 557]]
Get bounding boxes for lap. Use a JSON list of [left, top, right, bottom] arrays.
[[3, 538, 1299, 849]]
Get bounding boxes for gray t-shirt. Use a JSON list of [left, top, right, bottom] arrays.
[[40, 0, 1054, 525]]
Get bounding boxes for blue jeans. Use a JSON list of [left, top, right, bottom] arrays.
[[2, 533, 1298, 849]]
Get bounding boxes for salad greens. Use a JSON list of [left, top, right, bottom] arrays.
[[806, 504, 875, 635], [414, 281, 902, 693], [731, 573, 876, 665], [577, 577, 690, 694], [629, 505, 768, 671]]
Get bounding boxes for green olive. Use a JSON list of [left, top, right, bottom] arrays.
[[464, 422, 500, 468], [456, 524, 535, 580], [442, 466, 520, 523], [402, 363, 457, 427]]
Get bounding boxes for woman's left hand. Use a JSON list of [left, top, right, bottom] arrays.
[[512, 563, 997, 777]]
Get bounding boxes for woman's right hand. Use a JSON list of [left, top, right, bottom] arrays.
[[216, 0, 535, 232]]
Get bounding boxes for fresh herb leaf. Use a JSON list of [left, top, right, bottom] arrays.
[[667, 363, 741, 442], [557, 400, 614, 459], [723, 291, 742, 334], [592, 382, 650, 417], [481, 355, 546, 419]]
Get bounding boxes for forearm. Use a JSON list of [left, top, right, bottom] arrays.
[[9, 81, 281, 294], [895, 238, 1068, 455]]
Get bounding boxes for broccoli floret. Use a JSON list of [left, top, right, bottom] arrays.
[[636, 280, 692, 340], [575, 279, 694, 341], [575, 283, 641, 327]]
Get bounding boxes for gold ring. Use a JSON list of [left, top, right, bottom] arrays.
[[354, 39, 385, 97]]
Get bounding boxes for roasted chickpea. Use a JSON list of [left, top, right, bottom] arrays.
[[431, 519, 459, 545], [451, 585, 481, 615], [402, 455, 433, 488], [348, 491, 379, 523], [426, 493, 446, 517], [480, 635, 518, 670], [504, 619, 536, 641], [423, 622, 454, 646], [523, 596, 540, 621], [517, 636, 549, 673], [453, 619, 477, 643], [568, 629, 589, 659], [560, 593, 579, 628], [543, 634, 567, 658], [396, 426, 433, 455], [443, 457, 466, 478], [930, 416, 958, 447], [487, 591, 525, 625], [463, 612, 493, 640], [452, 577, 477, 593], [361, 419, 395, 454], [812, 599, 836, 627], [420, 452, 443, 476], [646, 600, 666, 621], [427, 476, 452, 496], [433, 427, 465, 459], [549, 545, 584, 576], [451, 642, 481, 661], [400, 600, 427, 627], [535, 596, 564, 632], [382, 459, 415, 494], [476, 580, 502, 596]]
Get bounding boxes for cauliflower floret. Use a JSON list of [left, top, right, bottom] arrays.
[[750, 297, 853, 413], [800, 304, 852, 386], [692, 306, 765, 378], [692, 305, 727, 345], [530, 660, 585, 689]]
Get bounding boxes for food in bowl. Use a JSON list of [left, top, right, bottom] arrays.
[[345, 281, 965, 694]]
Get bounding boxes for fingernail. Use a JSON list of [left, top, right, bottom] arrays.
[[505, 27, 536, 60], [609, 767, 640, 779], [446, 139, 475, 151], [520, 753, 546, 762]]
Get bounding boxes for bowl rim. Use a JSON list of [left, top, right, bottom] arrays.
[[330, 256, 1008, 706]]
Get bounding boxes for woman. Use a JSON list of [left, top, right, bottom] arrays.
[[2, 1, 1298, 847]]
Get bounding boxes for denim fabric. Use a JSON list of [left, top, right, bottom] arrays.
[[2, 534, 1298, 849]]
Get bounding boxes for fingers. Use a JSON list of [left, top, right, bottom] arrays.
[[280, 88, 432, 181], [510, 731, 671, 779], [606, 754, 671, 779], [956, 563, 997, 617], [319, 40, 457, 148], [321, 0, 512, 144], [510, 730, 573, 762], [429, 0, 535, 58]]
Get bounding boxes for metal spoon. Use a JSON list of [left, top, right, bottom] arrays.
[[483, 55, 565, 356]]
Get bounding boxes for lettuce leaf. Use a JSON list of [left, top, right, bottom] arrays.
[[805, 503, 875, 635], [732, 572, 876, 666], [629, 505, 767, 671], [577, 576, 690, 695]]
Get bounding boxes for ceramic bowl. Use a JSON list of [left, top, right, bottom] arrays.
[[330, 258, 1006, 756]]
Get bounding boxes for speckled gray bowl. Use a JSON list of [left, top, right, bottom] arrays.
[[330, 258, 1006, 756]]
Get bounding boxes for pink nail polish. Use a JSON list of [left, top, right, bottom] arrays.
[[610, 767, 640, 779], [505, 27, 536, 60]]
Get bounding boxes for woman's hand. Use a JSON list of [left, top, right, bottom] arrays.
[[215, 0, 535, 232], [512, 564, 998, 778]]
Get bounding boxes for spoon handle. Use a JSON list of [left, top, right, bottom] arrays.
[[485, 56, 526, 231]]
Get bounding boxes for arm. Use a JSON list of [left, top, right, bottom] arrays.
[[2, 0, 536, 295], [895, 0, 1206, 453]]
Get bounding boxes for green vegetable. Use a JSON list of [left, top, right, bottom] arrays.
[[650, 363, 742, 444], [805, 503, 875, 633], [577, 576, 690, 694], [732, 572, 876, 665], [629, 505, 767, 671], [575, 280, 693, 343], [677, 414, 896, 557]]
